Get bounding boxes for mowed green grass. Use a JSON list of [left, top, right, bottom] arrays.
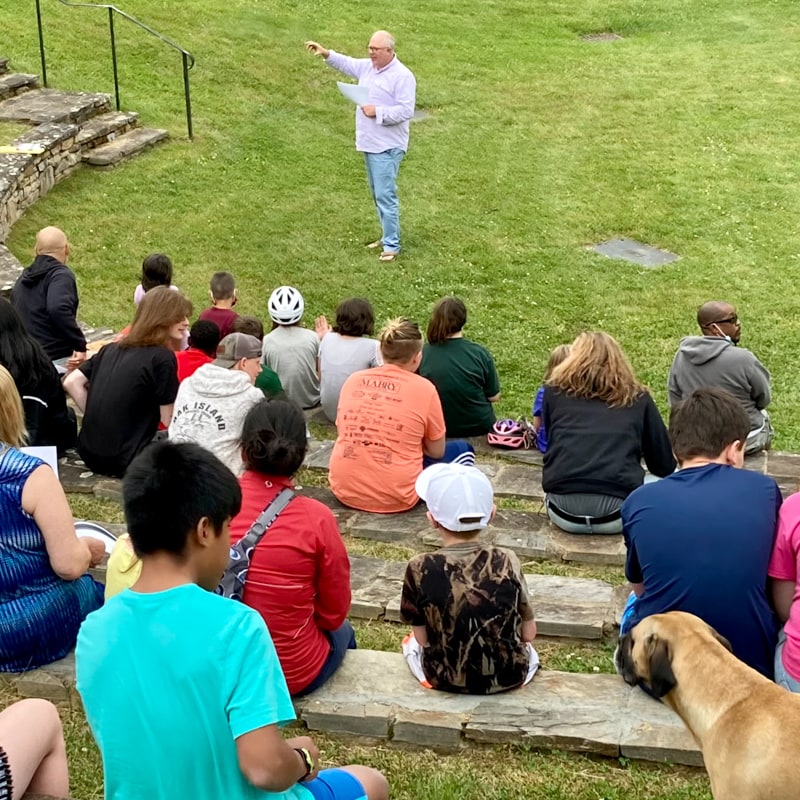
[[3, 1, 791, 796], [5, 0, 800, 443]]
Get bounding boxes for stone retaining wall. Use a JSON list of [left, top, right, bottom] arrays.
[[0, 122, 82, 244]]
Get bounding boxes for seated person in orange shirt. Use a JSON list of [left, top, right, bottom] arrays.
[[329, 318, 473, 513]]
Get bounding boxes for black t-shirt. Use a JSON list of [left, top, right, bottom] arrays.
[[77, 344, 178, 476], [541, 388, 676, 499]]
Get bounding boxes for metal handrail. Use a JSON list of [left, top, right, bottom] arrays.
[[34, 0, 195, 139]]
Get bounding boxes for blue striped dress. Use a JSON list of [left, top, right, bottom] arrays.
[[0, 447, 103, 671]]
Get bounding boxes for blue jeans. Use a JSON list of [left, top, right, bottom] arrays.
[[293, 620, 356, 697], [774, 628, 800, 692], [364, 148, 405, 253], [423, 440, 475, 468]]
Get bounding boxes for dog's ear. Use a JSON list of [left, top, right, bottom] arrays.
[[644, 633, 677, 699], [707, 625, 732, 653]]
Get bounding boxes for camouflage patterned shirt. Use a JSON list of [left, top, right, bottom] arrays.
[[400, 542, 534, 694]]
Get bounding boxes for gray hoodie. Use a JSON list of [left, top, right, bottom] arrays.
[[168, 364, 263, 475], [667, 336, 771, 431]]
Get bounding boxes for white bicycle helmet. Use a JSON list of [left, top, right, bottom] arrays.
[[268, 286, 304, 325]]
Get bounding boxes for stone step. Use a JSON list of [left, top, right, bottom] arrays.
[[81, 529, 624, 638], [296, 650, 701, 764], [300, 486, 627, 567], [304, 440, 544, 502], [0, 88, 110, 125], [374, 560, 622, 639], [83, 127, 168, 167], [76, 110, 139, 149], [0, 73, 38, 102], [7, 649, 700, 765]]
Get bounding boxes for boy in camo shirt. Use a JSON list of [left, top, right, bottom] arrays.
[[400, 463, 538, 694]]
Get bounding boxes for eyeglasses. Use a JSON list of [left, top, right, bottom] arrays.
[[368, 46, 390, 52], [711, 315, 738, 325]]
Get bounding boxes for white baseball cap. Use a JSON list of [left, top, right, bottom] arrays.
[[415, 463, 494, 532]]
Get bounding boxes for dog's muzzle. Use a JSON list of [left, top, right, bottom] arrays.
[[614, 633, 641, 687]]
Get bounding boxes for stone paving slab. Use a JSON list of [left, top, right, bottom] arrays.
[[296, 650, 700, 763], [75, 110, 139, 147], [385, 572, 619, 640], [5, 647, 700, 764], [0, 73, 38, 101], [0, 88, 110, 125], [83, 127, 168, 167]]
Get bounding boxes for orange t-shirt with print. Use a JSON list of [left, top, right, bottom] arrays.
[[329, 363, 446, 513]]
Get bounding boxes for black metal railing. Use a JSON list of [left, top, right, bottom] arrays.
[[34, 0, 196, 139]]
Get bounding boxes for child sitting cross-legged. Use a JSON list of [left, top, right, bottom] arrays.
[[400, 463, 539, 694], [76, 441, 387, 800]]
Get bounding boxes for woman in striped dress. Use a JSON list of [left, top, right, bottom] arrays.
[[0, 366, 105, 671]]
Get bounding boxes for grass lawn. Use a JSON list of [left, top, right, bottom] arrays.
[[5, 0, 789, 795], [4, 0, 800, 444]]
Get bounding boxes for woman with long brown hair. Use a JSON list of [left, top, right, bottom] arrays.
[[541, 331, 675, 534], [64, 287, 192, 476]]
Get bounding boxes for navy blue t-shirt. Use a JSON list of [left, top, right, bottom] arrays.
[[622, 464, 781, 678]]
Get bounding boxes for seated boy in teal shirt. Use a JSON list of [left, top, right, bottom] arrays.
[[76, 441, 387, 800]]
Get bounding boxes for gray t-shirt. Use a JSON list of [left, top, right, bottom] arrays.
[[319, 333, 381, 422], [261, 326, 320, 409]]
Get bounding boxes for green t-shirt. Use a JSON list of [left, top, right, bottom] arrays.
[[419, 337, 500, 437], [76, 585, 312, 800], [256, 365, 284, 400]]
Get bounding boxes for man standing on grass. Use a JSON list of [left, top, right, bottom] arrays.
[[306, 31, 416, 263]]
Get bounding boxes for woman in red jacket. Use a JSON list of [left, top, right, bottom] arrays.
[[229, 399, 354, 696]]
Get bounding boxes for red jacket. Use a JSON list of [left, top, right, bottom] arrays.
[[229, 471, 351, 694]]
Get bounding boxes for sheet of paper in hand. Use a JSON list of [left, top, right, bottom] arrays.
[[337, 81, 369, 105]]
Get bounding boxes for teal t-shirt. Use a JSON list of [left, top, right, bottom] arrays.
[[76, 584, 312, 800], [419, 338, 500, 437]]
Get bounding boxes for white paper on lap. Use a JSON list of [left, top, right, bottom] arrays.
[[20, 446, 59, 477]]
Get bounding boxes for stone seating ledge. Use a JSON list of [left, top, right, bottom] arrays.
[[5, 649, 701, 766], [84, 542, 626, 640]]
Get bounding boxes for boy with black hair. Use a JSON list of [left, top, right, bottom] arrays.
[[400, 463, 538, 694], [199, 271, 239, 338], [76, 441, 387, 800], [175, 319, 221, 382], [620, 387, 781, 678]]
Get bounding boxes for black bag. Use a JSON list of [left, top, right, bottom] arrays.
[[216, 487, 294, 601]]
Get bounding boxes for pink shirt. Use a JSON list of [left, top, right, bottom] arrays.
[[769, 492, 800, 680]]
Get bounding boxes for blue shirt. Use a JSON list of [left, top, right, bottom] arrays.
[[532, 386, 547, 452], [76, 584, 312, 800], [622, 464, 781, 678]]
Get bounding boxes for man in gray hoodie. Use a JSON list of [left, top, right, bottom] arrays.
[[667, 300, 773, 454]]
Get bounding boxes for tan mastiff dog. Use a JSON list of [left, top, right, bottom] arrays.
[[615, 611, 800, 800]]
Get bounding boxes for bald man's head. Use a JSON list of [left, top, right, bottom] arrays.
[[697, 300, 740, 342], [34, 227, 69, 262], [368, 30, 396, 69]]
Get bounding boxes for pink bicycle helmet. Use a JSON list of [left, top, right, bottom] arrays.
[[487, 419, 528, 448]]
